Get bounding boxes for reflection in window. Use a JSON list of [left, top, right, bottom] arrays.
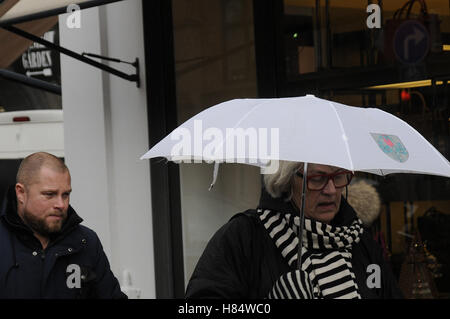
[[283, 0, 450, 299]]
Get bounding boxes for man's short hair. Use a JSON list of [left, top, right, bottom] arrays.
[[16, 152, 68, 187]]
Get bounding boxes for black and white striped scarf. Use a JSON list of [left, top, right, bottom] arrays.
[[258, 208, 364, 299]]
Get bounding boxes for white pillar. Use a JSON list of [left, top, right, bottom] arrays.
[[59, 1, 155, 298]]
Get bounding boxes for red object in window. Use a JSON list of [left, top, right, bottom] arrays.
[[401, 90, 411, 101]]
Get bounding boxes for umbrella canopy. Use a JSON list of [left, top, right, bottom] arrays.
[[141, 95, 450, 178]]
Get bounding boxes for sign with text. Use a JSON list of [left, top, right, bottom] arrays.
[[11, 24, 61, 84]]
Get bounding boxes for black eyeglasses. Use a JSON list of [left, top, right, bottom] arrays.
[[295, 170, 353, 191]]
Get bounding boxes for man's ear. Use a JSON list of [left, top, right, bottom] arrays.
[[15, 183, 26, 204]]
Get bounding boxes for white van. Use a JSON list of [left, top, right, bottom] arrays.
[[0, 109, 64, 198], [0, 109, 64, 159]]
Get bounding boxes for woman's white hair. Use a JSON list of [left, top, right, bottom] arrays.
[[263, 160, 304, 200]]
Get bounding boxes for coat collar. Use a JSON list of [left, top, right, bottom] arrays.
[[0, 186, 83, 244]]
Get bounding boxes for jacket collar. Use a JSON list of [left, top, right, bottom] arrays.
[[0, 185, 83, 243], [257, 187, 357, 227]]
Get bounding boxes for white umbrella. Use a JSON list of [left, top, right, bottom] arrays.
[[141, 95, 450, 178], [141, 94, 450, 270]]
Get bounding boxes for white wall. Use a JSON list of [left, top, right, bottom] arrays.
[[59, 0, 155, 298], [180, 163, 261, 287]]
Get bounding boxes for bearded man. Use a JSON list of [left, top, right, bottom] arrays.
[[0, 152, 127, 298]]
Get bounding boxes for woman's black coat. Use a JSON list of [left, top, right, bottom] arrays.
[[186, 189, 403, 299]]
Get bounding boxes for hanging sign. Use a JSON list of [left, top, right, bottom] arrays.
[[11, 25, 60, 84]]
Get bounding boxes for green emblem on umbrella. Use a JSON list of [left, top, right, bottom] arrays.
[[371, 133, 409, 163]]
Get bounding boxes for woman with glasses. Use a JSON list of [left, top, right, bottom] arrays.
[[185, 161, 403, 299]]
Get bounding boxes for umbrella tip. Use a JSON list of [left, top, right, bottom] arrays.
[[305, 94, 315, 98]]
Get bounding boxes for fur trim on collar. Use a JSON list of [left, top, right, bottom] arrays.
[[345, 180, 381, 227]]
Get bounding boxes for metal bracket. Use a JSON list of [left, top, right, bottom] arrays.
[[2, 25, 140, 87], [81, 52, 140, 88]]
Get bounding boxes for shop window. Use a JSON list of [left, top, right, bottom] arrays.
[[172, 0, 260, 289], [0, 21, 63, 201], [281, 0, 450, 298], [283, 0, 450, 76], [0, 22, 61, 113]]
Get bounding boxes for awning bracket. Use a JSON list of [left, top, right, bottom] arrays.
[[2, 25, 140, 88]]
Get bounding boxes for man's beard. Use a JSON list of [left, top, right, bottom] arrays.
[[22, 209, 67, 238]]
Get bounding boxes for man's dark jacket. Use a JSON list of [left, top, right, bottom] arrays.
[[186, 189, 404, 299], [0, 187, 127, 299]]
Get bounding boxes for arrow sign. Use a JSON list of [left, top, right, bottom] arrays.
[[403, 27, 426, 60], [26, 68, 53, 77], [394, 20, 430, 64]]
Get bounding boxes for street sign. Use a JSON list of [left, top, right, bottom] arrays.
[[394, 20, 430, 64]]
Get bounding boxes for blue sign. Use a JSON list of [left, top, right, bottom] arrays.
[[393, 20, 430, 64]]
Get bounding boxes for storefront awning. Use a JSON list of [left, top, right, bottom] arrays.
[[0, 16, 57, 69], [0, 0, 125, 27], [0, 0, 139, 92]]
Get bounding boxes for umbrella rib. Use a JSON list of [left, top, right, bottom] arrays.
[[399, 113, 450, 170], [382, 109, 450, 176], [214, 99, 270, 162], [328, 102, 354, 171]]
